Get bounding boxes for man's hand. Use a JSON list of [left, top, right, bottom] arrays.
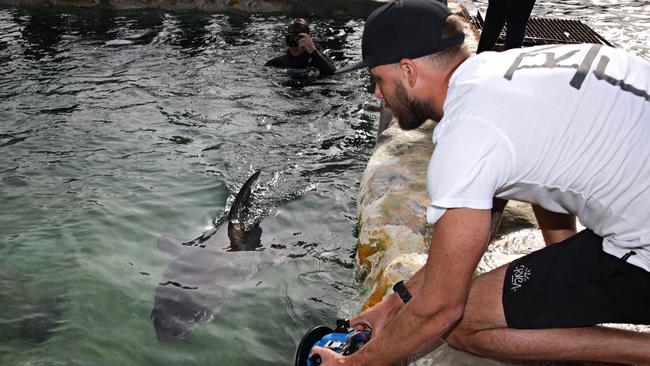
[[299, 33, 316, 54], [309, 346, 348, 366], [350, 291, 403, 336], [328, 208, 492, 365]]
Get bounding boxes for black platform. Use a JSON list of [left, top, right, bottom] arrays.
[[470, 12, 615, 48]]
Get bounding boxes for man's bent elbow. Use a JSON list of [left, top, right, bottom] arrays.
[[439, 304, 465, 331], [411, 297, 464, 333]]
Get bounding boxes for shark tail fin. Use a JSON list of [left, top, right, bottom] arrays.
[[228, 171, 261, 251]]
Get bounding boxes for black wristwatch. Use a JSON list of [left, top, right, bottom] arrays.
[[392, 280, 411, 303]]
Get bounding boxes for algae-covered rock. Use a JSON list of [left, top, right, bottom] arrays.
[[355, 1, 486, 309], [356, 120, 436, 309]]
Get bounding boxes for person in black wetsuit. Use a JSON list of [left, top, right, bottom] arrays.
[[265, 18, 336, 77], [476, 0, 536, 53]]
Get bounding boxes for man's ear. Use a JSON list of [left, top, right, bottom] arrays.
[[399, 59, 418, 88]]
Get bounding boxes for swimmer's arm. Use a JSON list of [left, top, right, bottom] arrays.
[[265, 55, 287, 68], [310, 50, 336, 76]]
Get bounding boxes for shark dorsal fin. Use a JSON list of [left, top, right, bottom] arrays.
[[228, 171, 261, 251], [228, 171, 261, 222]]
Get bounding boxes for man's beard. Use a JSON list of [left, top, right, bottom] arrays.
[[387, 82, 441, 131]]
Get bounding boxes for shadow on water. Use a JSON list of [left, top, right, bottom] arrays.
[[8, 6, 162, 59], [219, 12, 255, 47], [166, 11, 212, 53], [14, 7, 65, 60], [0, 269, 65, 348]]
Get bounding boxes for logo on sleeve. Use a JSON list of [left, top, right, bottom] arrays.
[[510, 264, 532, 292]]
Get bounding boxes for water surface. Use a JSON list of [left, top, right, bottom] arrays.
[[1, 7, 375, 365]]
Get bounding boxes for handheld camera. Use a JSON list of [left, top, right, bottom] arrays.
[[285, 33, 304, 47], [294, 319, 372, 366]]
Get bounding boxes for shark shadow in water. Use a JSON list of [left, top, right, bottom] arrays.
[[151, 171, 295, 342]]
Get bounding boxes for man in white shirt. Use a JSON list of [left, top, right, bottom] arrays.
[[324, 0, 650, 365]]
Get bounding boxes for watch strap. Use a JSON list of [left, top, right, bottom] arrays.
[[392, 280, 411, 303]]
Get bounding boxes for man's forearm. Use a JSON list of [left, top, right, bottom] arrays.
[[402, 267, 425, 298], [346, 208, 492, 366], [347, 267, 458, 365], [350, 269, 425, 341], [349, 292, 459, 366]]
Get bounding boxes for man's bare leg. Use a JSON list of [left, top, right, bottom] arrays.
[[444, 265, 650, 365]]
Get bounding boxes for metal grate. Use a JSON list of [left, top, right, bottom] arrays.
[[470, 12, 614, 48]]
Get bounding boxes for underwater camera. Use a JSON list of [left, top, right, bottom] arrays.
[[285, 33, 304, 47], [295, 319, 372, 366]]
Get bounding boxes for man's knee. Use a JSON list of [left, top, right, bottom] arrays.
[[443, 266, 509, 355], [443, 322, 481, 355], [442, 327, 466, 350]]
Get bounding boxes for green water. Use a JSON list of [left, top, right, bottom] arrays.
[[0, 7, 375, 365]]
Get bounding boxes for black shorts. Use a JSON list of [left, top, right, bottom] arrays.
[[502, 229, 650, 329]]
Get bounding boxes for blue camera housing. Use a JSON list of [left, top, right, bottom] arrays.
[[306, 329, 371, 366], [295, 319, 372, 366]]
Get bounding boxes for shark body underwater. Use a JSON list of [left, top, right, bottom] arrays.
[[151, 171, 290, 342]]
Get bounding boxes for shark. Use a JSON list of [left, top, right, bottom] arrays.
[[151, 171, 289, 342]]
